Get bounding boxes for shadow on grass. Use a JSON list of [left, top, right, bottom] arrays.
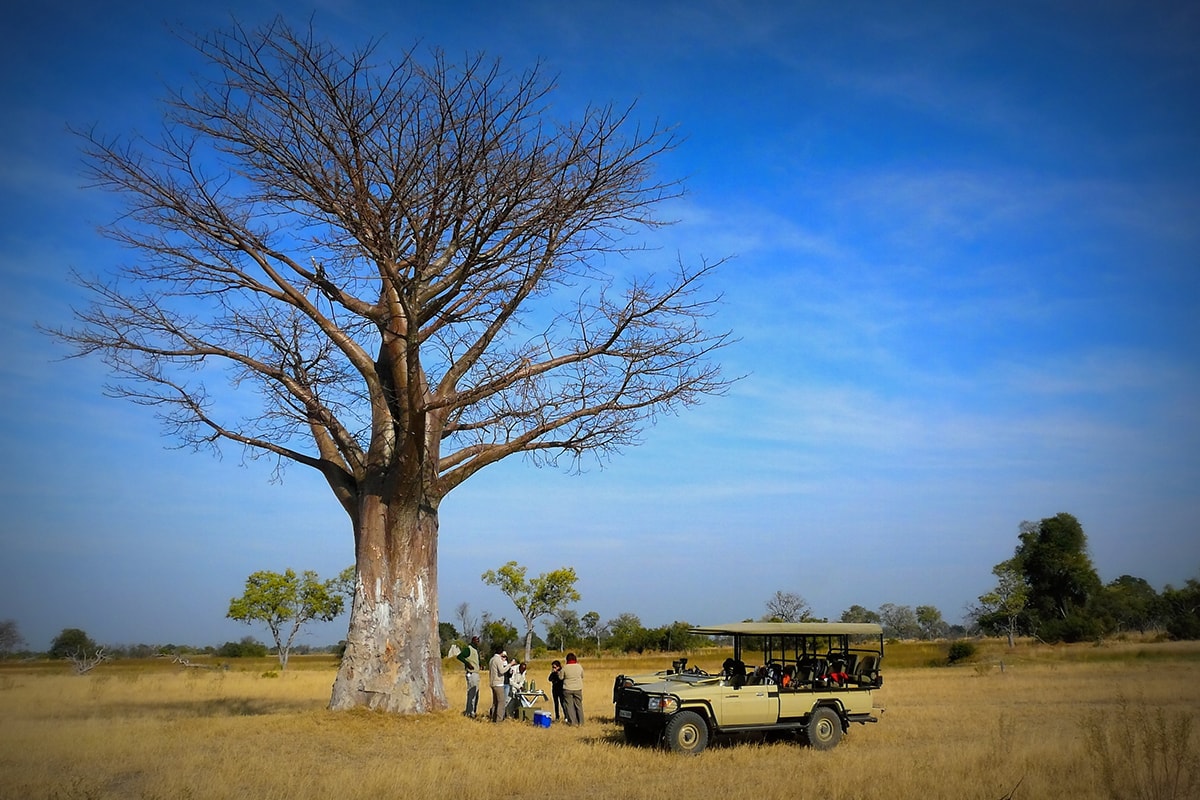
[[586, 721, 800, 751], [93, 696, 321, 719]]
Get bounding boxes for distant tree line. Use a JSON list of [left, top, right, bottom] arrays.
[[972, 512, 1200, 644], [10, 628, 343, 662], [6, 513, 1197, 664]]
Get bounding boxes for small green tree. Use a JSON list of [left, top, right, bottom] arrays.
[[438, 622, 459, 655], [581, 610, 605, 654], [878, 603, 921, 640], [1095, 574, 1162, 634], [1162, 576, 1200, 640], [480, 615, 518, 655], [481, 561, 581, 663], [49, 628, 97, 660], [916, 605, 949, 640], [840, 605, 881, 624], [227, 569, 347, 669], [606, 612, 649, 653], [217, 636, 269, 658], [975, 558, 1030, 647], [545, 609, 581, 653]]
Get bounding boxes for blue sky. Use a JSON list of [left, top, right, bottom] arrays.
[[2, 0, 1197, 651]]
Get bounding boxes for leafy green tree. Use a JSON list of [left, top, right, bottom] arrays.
[[1014, 513, 1103, 642], [480, 615, 518, 655], [1094, 575, 1162, 635], [217, 636, 269, 658], [606, 612, 647, 653], [438, 622, 459, 655], [647, 621, 706, 652], [545, 609, 581, 653], [840, 604, 881, 624], [333, 565, 356, 603], [0, 619, 25, 657], [49, 628, 98, 660], [1161, 577, 1200, 640], [227, 568, 347, 669], [55, 19, 732, 714], [975, 558, 1030, 647], [481, 561, 581, 664], [916, 605, 949, 640], [581, 611, 606, 654], [878, 603, 921, 640]]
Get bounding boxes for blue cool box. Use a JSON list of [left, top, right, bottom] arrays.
[[533, 711, 551, 728]]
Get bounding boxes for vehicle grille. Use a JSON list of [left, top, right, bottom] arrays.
[[615, 688, 648, 713]]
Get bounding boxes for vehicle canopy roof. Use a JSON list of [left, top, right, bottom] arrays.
[[689, 622, 883, 637]]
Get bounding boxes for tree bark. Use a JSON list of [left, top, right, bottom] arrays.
[[329, 496, 447, 713]]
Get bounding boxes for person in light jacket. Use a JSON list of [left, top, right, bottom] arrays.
[[560, 652, 584, 726], [488, 649, 510, 722]]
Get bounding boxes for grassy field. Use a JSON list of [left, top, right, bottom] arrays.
[[2, 639, 1197, 799]]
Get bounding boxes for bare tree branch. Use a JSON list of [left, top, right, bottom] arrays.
[[45, 18, 735, 712], [69, 647, 109, 675]]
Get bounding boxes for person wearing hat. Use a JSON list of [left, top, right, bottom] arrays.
[[487, 647, 511, 722], [457, 635, 482, 718]]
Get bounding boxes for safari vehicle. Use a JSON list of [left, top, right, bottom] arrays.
[[612, 622, 884, 754]]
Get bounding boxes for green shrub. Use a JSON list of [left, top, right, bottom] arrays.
[[947, 640, 977, 664], [217, 638, 268, 658]]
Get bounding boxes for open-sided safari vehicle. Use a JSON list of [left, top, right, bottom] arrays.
[[612, 622, 884, 754]]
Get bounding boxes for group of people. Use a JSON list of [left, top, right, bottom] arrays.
[[456, 635, 584, 725]]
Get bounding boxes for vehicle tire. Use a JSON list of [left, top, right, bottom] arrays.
[[805, 706, 843, 750], [663, 710, 709, 755]]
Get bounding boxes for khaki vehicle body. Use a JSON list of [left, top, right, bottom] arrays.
[[612, 622, 884, 753]]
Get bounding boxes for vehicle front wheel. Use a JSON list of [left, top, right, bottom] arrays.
[[664, 710, 709, 755], [805, 706, 844, 750]]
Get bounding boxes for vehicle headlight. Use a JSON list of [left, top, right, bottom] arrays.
[[647, 695, 679, 713]]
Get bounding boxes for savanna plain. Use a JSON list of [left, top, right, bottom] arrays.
[[2, 639, 1198, 800]]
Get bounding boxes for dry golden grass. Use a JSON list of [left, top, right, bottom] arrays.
[[2, 642, 1198, 800]]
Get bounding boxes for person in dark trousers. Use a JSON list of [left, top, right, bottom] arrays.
[[456, 635, 481, 718], [548, 659, 566, 720], [487, 648, 510, 722], [560, 652, 584, 726]]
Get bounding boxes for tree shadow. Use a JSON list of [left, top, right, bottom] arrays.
[[95, 696, 320, 719]]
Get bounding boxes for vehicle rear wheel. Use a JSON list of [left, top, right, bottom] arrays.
[[805, 706, 843, 750], [664, 710, 709, 754]]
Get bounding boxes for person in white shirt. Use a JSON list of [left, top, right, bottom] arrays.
[[510, 661, 527, 693]]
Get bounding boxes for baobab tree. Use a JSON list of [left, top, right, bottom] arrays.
[[51, 19, 731, 713]]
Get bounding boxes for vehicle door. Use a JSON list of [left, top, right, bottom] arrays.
[[719, 683, 778, 727]]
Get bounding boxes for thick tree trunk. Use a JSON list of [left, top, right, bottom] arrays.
[[328, 494, 447, 713]]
